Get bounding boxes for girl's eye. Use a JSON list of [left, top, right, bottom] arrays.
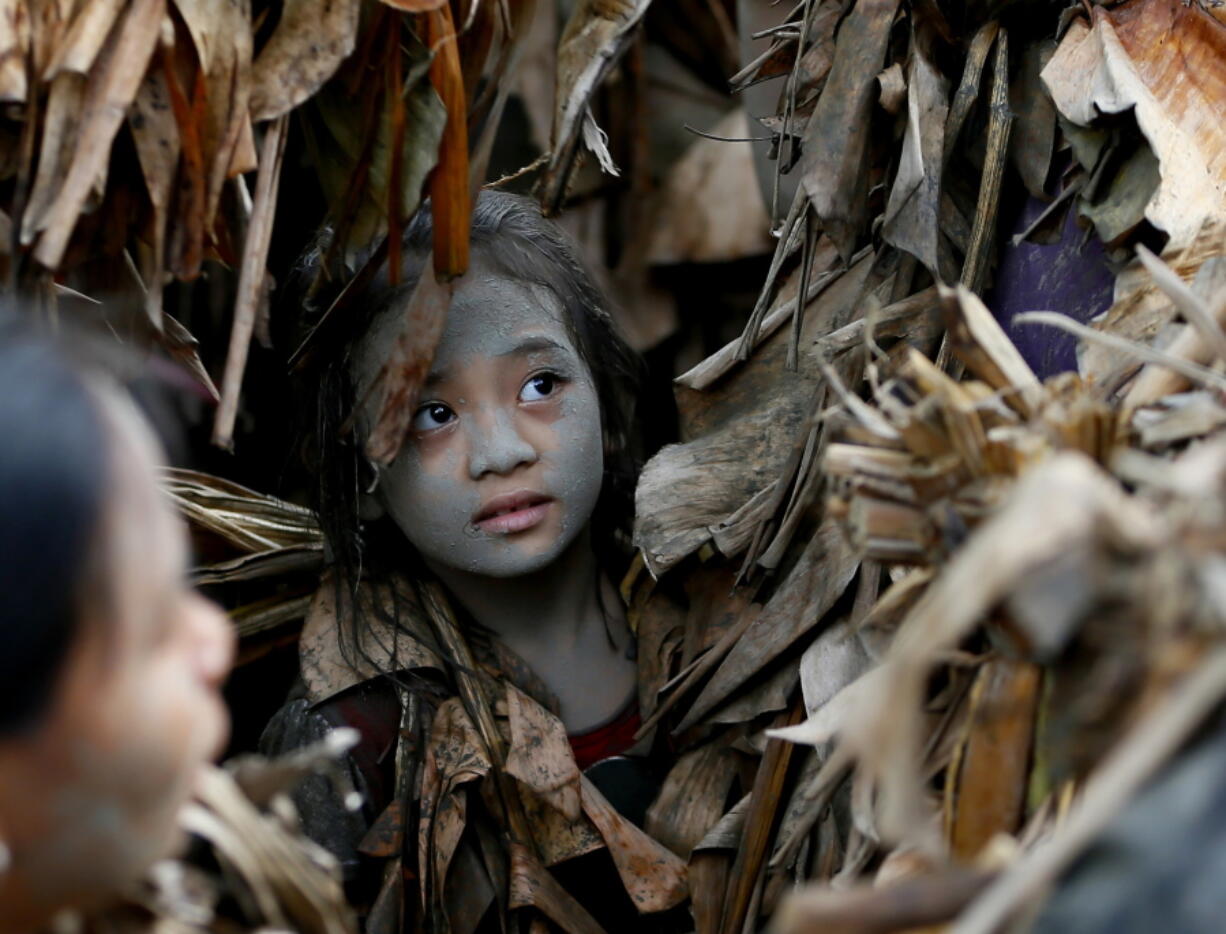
[[411, 402, 455, 431], [520, 373, 560, 402]]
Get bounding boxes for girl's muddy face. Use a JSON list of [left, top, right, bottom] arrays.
[[357, 268, 604, 578]]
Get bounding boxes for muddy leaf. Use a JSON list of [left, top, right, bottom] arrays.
[[249, 0, 360, 122], [418, 698, 492, 914], [646, 741, 739, 858], [517, 786, 605, 866], [677, 519, 860, 732], [580, 775, 689, 914], [882, 42, 947, 275], [129, 62, 180, 326], [504, 685, 582, 822], [366, 264, 456, 464], [540, 0, 651, 213], [298, 573, 443, 704], [508, 842, 608, 934], [799, 0, 901, 262]]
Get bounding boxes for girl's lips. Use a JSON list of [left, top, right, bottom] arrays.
[[472, 493, 554, 534]]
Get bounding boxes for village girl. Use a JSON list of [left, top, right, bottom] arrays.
[[264, 191, 688, 931]]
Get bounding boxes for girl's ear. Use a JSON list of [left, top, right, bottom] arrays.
[[358, 456, 385, 521]]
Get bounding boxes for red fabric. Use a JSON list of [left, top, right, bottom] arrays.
[[568, 702, 641, 771]]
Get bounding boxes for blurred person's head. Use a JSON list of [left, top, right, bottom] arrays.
[[0, 322, 235, 931]]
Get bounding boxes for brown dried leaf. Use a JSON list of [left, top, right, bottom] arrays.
[[646, 108, 772, 265], [876, 62, 905, 115], [378, 0, 447, 9], [947, 657, 1041, 860], [508, 842, 609, 934], [1008, 39, 1057, 200], [34, 0, 165, 269], [1121, 252, 1226, 408], [798, 617, 873, 717], [44, 0, 124, 78], [21, 71, 86, 242], [580, 775, 689, 914], [128, 62, 179, 327], [1080, 217, 1226, 385], [940, 283, 1042, 416], [297, 574, 443, 704], [0, 0, 30, 101], [847, 455, 1160, 846], [636, 254, 874, 576], [1041, 2, 1226, 250], [214, 115, 288, 449], [541, 0, 651, 213], [776, 867, 994, 934], [646, 741, 740, 858], [882, 44, 947, 275], [631, 580, 686, 721], [174, 0, 253, 235], [186, 765, 356, 934], [248, 0, 360, 122], [799, 0, 901, 261], [504, 684, 582, 822], [366, 265, 456, 464], [426, 3, 470, 279], [677, 519, 860, 732]]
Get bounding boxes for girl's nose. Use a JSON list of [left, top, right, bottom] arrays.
[[467, 409, 537, 479]]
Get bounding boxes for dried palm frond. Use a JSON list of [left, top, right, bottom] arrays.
[[629, 3, 1226, 933]]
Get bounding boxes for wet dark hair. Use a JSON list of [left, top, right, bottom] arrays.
[[299, 191, 644, 665], [0, 321, 111, 735]]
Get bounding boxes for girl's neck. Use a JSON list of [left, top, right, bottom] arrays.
[[425, 528, 603, 653], [423, 530, 637, 733]]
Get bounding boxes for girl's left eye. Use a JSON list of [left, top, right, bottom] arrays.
[[520, 373, 561, 402]]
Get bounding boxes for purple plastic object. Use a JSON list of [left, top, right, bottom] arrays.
[[986, 192, 1116, 379]]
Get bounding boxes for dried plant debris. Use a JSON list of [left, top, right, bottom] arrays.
[[46, 737, 359, 934], [625, 2, 1226, 932], [51, 0, 1226, 932], [0, 0, 539, 455]]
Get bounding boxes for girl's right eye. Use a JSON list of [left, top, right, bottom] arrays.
[[411, 402, 456, 432]]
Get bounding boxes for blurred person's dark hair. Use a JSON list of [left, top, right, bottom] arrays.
[[0, 315, 111, 734]]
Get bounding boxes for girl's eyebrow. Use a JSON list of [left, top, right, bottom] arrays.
[[424, 336, 571, 386], [496, 335, 570, 359]]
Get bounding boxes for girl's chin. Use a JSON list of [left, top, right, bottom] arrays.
[[448, 537, 570, 578]]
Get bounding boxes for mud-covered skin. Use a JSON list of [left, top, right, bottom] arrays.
[[354, 265, 637, 732], [356, 264, 604, 579]]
